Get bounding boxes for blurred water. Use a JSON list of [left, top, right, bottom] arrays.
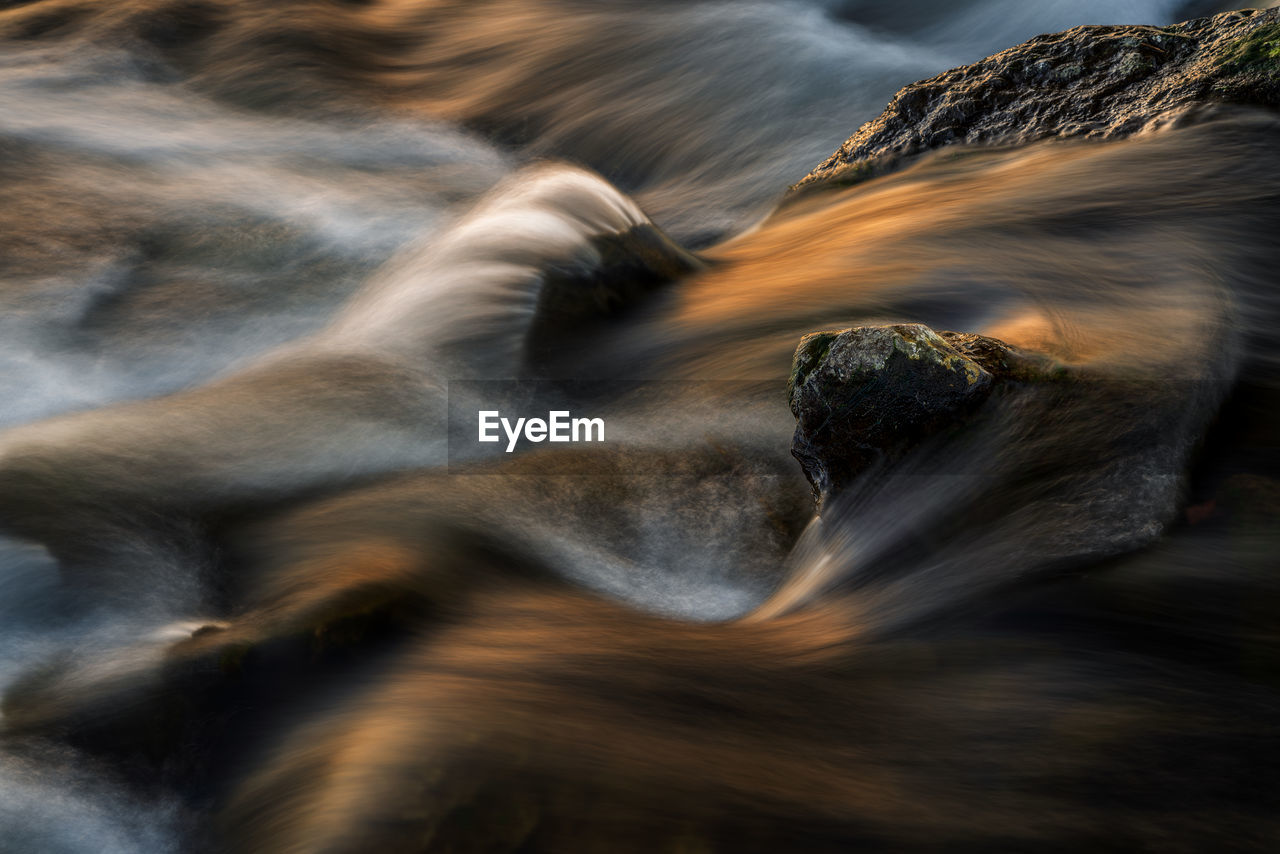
[[0, 1, 1277, 852]]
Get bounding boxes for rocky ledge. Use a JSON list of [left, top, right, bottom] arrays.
[[794, 8, 1280, 192]]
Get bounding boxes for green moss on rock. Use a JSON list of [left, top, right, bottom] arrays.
[[791, 9, 1280, 195], [1218, 22, 1280, 71], [788, 330, 839, 400]]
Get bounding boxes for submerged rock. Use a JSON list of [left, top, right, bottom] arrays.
[[525, 222, 703, 370], [794, 8, 1280, 193]]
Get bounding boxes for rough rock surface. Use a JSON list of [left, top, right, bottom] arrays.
[[786, 323, 1233, 567], [787, 324, 1052, 504], [795, 8, 1280, 192]]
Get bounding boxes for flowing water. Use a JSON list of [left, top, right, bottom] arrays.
[[1, 1, 1279, 852]]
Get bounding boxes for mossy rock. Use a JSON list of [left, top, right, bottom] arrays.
[[793, 9, 1280, 194], [787, 324, 1005, 504], [1218, 22, 1280, 71]]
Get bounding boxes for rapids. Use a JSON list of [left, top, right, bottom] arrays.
[[0, 1, 1278, 852]]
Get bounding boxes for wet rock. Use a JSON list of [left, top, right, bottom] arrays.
[[525, 223, 703, 370], [787, 324, 1052, 504], [786, 323, 1232, 568], [794, 8, 1280, 193]]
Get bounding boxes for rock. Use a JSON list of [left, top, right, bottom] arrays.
[[787, 324, 1053, 504], [525, 223, 703, 370], [786, 322, 1234, 571], [793, 9, 1280, 193]]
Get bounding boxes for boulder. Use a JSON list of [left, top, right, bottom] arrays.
[[787, 324, 1054, 504], [794, 8, 1280, 193], [786, 322, 1234, 568]]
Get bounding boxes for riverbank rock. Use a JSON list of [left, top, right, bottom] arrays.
[[787, 324, 1054, 503], [794, 8, 1280, 193]]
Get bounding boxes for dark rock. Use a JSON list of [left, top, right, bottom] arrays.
[[787, 324, 1054, 504], [794, 8, 1280, 193], [786, 323, 1232, 569], [525, 223, 703, 371]]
